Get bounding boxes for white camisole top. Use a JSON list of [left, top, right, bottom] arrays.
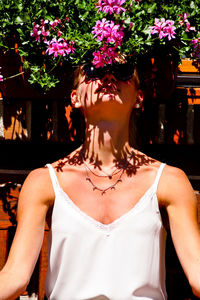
[[45, 163, 167, 300]]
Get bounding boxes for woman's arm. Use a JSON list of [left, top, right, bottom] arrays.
[[158, 166, 200, 297], [0, 167, 53, 300]]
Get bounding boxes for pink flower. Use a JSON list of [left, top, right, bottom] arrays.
[[150, 18, 167, 39], [178, 12, 189, 26], [165, 20, 176, 40], [46, 38, 75, 57], [92, 19, 124, 44], [41, 26, 50, 41], [50, 19, 61, 29], [92, 18, 110, 40], [57, 30, 63, 37], [191, 38, 200, 58], [92, 18, 124, 67], [92, 44, 118, 67], [0, 67, 3, 82], [31, 24, 42, 42], [185, 23, 196, 32], [97, 0, 126, 15], [40, 19, 49, 26], [65, 41, 75, 55], [92, 50, 106, 68], [150, 18, 176, 40], [46, 38, 64, 57], [178, 13, 196, 32]]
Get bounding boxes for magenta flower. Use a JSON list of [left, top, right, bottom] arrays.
[[92, 19, 124, 44], [64, 41, 75, 55], [0, 67, 3, 82], [31, 24, 42, 42], [46, 38, 75, 57], [178, 13, 196, 32], [50, 19, 61, 29], [178, 12, 189, 26], [150, 18, 167, 39], [97, 0, 126, 15], [57, 30, 63, 37], [92, 44, 118, 67], [191, 38, 200, 58], [92, 50, 106, 68], [150, 18, 176, 40], [165, 20, 176, 40], [185, 23, 196, 32], [40, 19, 49, 26], [41, 26, 50, 41], [31, 22, 50, 42], [92, 18, 110, 41]]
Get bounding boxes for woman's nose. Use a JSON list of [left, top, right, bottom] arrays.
[[102, 72, 116, 82]]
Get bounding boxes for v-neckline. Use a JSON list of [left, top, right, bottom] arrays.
[[57, 183, 156, 232]]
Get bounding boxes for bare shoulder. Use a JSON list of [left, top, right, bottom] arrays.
[[51, 147, 83, 172], [157, 164, 196, 207], [134, 149, 196, 207], [19, 166, 55, 207], [133, 149, 162, 174]]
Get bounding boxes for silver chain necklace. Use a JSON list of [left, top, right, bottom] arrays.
[[81, 149, 134, 195], [82, 159, 121, 179]]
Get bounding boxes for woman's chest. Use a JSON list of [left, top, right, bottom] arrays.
[[56, 171, 157, 225]]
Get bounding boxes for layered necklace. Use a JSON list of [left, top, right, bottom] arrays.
[[81, 149, 134, 195]]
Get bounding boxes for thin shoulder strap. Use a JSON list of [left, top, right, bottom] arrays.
[[46, 163, 60, 193], [154, 163, 166, 191]]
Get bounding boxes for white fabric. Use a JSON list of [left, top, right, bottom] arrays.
[[45, 163, 167, 300]]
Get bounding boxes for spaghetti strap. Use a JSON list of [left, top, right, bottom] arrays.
[[46, 163, 60, 194], [154, 163, 166, 191]]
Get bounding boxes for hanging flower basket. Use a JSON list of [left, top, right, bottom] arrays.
[[0, 0, 199, 92]]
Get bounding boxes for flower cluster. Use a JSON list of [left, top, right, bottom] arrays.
[[191, 38, 200, 59], [31, 18, 73, 58], [92, 19, 124, 43], [46, 38, 75, 58], [92, 0, 126, 66], [0, 0, 199, 90], [178, 13, 196, 32], [97, 0, 126, 14], [150, 18, 176, 41], [93, 45, 119, 67]]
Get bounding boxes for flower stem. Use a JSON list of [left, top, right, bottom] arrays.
[[48, 56, 62, 74], [3, 72, 25, 81]]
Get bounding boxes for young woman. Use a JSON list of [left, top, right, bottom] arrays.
[[0, 62, 200, 300]]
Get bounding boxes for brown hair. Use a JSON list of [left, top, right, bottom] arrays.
[[72, 66, 84, 90]]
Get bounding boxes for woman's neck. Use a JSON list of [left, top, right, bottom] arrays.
[[82, 120, 133, 167]]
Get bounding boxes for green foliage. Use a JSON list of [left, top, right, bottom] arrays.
[[0, 0, 199, 91]]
